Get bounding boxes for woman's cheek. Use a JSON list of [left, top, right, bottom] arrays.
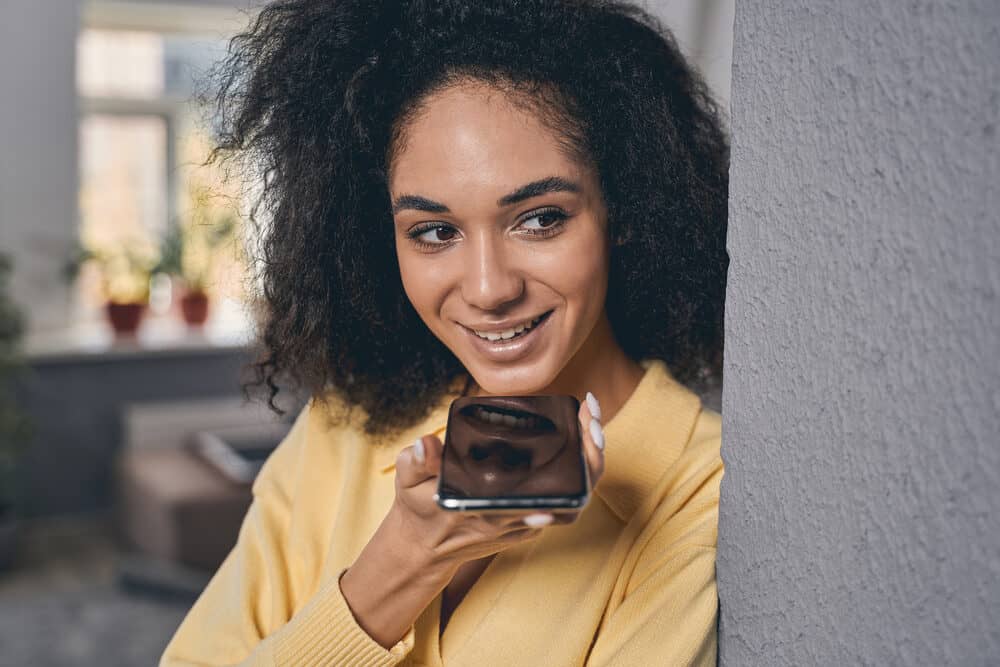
[[558, 228, 609, 302], [401, 255, 458, 337]]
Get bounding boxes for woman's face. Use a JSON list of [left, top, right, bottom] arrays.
[[389, 81, 610, 395]]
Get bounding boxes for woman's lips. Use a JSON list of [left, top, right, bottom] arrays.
[[459, 397, 558, 432], [476, 395, 553, 417], [459, 309, 554, 364], [464, 310, 552, 339]]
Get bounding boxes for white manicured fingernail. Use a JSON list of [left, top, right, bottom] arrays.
[[413, 438, 425, 464], [585, 391, 602, 421], [590, 418, 605, 450], [522, 513, 554, 527]]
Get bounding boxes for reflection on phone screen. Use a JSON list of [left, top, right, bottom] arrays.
[[439, 395, 586, 499]]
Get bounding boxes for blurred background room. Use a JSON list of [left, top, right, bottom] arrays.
[[0, 1, 733, 664]]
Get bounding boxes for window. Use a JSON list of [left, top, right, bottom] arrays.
[[74, 13, 251, 338]]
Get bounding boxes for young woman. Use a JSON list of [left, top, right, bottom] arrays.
[[161, 0, 728, 665]]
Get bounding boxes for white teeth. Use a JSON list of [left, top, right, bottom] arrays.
[[471, 407, 539, 430], [473, 314, 545, 341]]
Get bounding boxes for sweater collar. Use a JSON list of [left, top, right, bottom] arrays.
[[373, 359, 703, 521], [594, 358, 703, 521]]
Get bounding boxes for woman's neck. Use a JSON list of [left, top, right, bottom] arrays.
[[465, 312, 646, 425]]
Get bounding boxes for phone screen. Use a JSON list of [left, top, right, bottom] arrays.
[[437, 395, 588, 510]]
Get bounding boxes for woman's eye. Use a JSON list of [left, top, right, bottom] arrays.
[[408, 224, 458, 247], [519, 209, 568, 235], [406, 209, 567, 250]]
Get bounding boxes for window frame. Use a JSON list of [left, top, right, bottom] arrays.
[[78, 96, 180, 237]]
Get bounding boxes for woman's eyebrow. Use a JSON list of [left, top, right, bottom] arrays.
[[392, 195, 448, 215], [391, 176, 582, 215], [496, 176, 582, 207]]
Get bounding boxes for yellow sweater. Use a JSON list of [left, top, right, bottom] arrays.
[[160, 358, 723, 666]]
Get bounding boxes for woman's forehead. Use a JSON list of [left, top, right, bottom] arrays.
[[388, 81, 594, 202]]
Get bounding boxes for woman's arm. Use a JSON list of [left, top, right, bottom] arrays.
[[158, 406, 417, 667]]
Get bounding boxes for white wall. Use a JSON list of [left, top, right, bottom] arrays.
[[0, 0, 81, 334], [645, 0, 734, 115]]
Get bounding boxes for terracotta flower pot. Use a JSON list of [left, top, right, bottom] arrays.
[[180, 290, 210, 326], [106, 302, 146, 336]]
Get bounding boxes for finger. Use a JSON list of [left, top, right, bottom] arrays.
[[422, 433, 444, 474], [578, 393, 606, 487], [395, 434, 443, 489], [475, 510, 571, 531], [471, 512, 517, 528], [501, 512, 563, 530], [485, 510, 571, 528], [444, 525, 545, 560]]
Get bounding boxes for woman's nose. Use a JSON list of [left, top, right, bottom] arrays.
[[460, 234, 524, 311]]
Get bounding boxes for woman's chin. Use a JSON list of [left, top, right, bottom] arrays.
[[466, 361, 560, 397]]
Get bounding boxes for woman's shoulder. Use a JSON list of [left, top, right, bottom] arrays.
[[689, 405, 723, 472], [675, 404, 722, 504], [648, 402, 723, 551], [637, 359, 721, 473], [250, 392, 371, 497]]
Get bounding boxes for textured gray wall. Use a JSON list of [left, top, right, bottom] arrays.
[[718, 1, 999, 665]]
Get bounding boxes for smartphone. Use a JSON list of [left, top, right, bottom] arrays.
[[435, 395, 590, 512]]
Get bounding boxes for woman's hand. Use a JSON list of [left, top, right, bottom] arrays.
[[339, 392, 606, 649], [392, 391, 606, 568]]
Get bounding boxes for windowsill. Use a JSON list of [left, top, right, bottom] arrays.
[[24, 302, 255, 365]]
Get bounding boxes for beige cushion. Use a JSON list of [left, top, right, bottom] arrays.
[[114, 445, 252, 571]]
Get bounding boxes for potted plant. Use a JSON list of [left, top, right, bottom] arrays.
[[155, 211, 238, 328], [0, 254, 31, 570], [65, 241, 157, 337]]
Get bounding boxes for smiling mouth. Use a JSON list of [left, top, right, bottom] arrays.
[[459, 403, 556, 432], [466, 310, 554, 342]]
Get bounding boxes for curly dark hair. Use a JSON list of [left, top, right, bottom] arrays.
[[207, 0, 729, 439]]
